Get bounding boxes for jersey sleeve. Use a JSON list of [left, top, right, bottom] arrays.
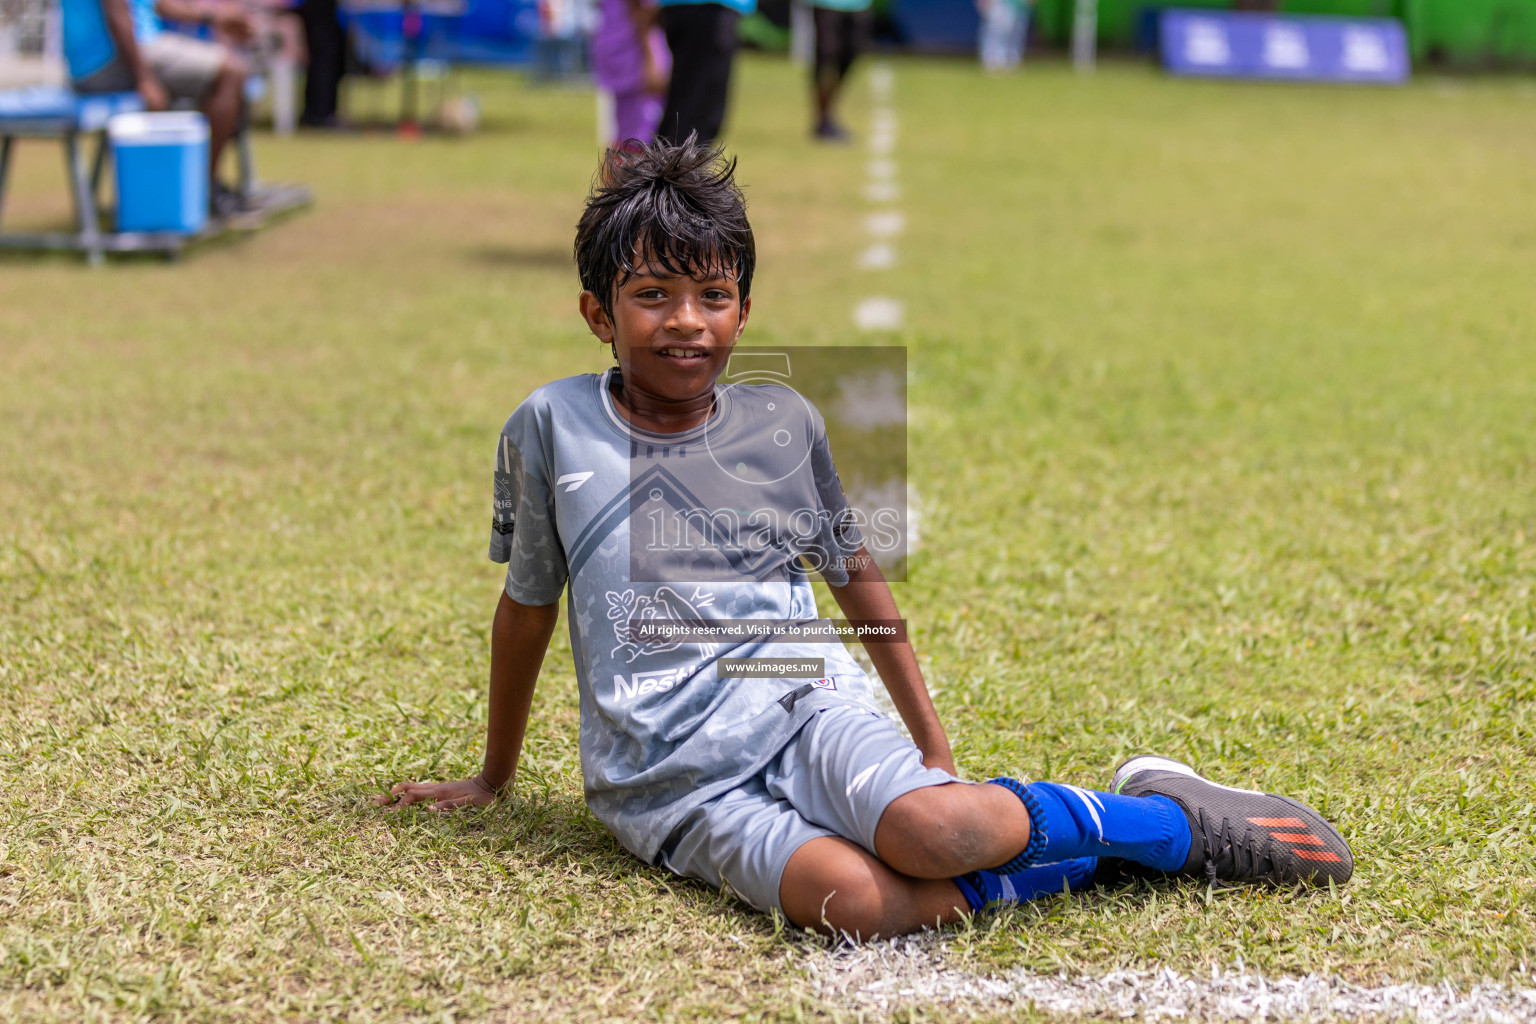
[[489, 402, 568, 605], [803, 417, 865, 587]]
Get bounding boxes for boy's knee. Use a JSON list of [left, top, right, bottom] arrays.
[[781, 846, 890, 939], [805, 873, 889, 940], [876, 787, 1007, 876]]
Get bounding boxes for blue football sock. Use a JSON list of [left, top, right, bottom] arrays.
[[952, 858, 1099, 912], [988, 778, 1191, 874]]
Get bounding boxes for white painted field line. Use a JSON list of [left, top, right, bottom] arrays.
[[856, 62, 901, 335], [863, 210, 904, 238], [859, 243, 896, 270], [869, 64, 895, 101], [803, 935, 1536, 1023], [868, 102, 897, 156], [854, 297, 903, 331]]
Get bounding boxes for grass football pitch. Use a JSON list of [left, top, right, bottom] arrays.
[[2, 55, 1534, 1021]]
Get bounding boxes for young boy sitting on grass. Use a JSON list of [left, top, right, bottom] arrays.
[[376, 139, 1353, 939]]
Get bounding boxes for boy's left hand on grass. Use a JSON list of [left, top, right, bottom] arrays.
[[375, 775, 497, 812]]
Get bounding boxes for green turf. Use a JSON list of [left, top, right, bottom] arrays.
[[2, 56, 1534, 1021]]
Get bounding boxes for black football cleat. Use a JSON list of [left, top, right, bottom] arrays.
[[1111, 755, 1353, 887]]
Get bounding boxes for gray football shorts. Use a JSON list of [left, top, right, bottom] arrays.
[[75, 33, 227, 104], [656, 704, 962, 915]]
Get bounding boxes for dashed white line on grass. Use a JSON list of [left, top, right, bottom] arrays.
[[854, 297, 903, 331], [863, 210, 905, 238], [868, 105, 898, 157], [857, 63, 900, 334], [869, 64, 895, 100], [859, 243, 896, 269]]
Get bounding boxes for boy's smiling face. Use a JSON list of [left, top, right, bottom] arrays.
[[579, 260, 751, 433]]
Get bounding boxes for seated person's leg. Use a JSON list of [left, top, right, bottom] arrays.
[[872, 779, 1030, 878], [72, 57, 138, 94], [201, 52, 248, 186], [884, 759, 1352, 890], [656, 775, 841, 921], [764, 707, 1096, 916], [769, 704, 1333, 900], [677, 708, 1352, 936], [141, 33, 241, 183], [781, 835, 1101, 936], [779, 834, 968, 938], [765, 706, 1039, 878], [657, 714, 1094, 939], [866, 762, 1194, 884]]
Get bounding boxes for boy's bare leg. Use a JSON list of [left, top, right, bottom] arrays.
[[780, 785, 1034, 938], [873, 782, 1032, 879], [779, 836, 971, 938]]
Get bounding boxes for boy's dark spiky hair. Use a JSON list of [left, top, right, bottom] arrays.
[[574, 135, 755, 320]]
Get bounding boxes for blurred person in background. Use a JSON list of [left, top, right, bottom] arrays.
[[592, 0, 670, 147], [297, 0, 346, 126], [976, 0, 1030, 73], [807, 0, 868, 141], [62, 0, 257, 212], [655, 0, 752, 144], [536, 0, 590, 79]]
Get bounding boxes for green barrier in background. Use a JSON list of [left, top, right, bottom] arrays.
[[1030, 0, 1536, 66]]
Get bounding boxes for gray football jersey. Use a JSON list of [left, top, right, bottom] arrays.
[[489, 369, 879, 862]]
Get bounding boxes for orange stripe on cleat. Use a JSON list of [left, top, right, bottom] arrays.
[[1247, 817, 1306, 827], [1270, 832, 1325, 845], [1292, 849, 1343, 862]]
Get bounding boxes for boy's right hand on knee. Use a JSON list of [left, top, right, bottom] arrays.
[[374, 775, 499, 812]]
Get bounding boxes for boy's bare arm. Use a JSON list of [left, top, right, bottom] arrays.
[[377, 590, 559, 811], [827, 547, 955, 774]]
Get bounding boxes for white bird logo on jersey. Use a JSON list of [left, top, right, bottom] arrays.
[[606, 586, 719, 663]]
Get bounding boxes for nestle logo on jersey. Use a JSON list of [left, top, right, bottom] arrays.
[[613, 667, 687, 701]]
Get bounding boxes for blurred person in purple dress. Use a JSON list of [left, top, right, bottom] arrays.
[[591, 0, 671, 147]]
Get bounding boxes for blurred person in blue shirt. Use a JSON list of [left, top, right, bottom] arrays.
[[62, 0, 258, 212], [654, 0, 753, 144]]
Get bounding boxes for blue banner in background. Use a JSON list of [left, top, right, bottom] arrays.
[[341, 0, 539, 68], [1161, 10, 1409, 84], [890, 0, 981, 54]]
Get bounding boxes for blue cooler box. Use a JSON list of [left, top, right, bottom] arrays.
[[108, 112, 209, 234]]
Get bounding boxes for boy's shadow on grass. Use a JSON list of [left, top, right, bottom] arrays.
[[364, 788, 768, 930], [360, 790, 1211, 944]]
